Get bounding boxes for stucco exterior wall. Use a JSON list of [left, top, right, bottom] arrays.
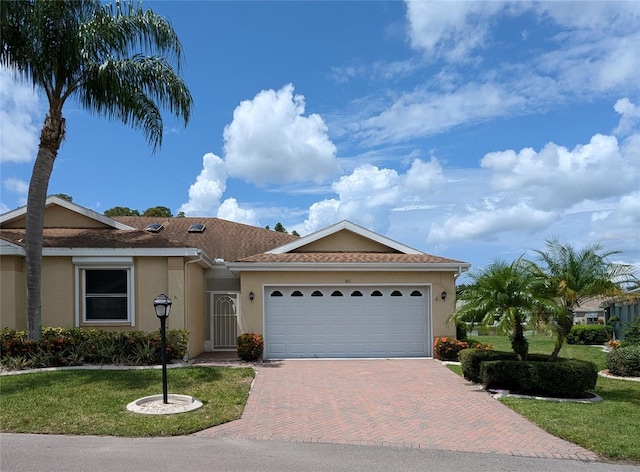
[[42, 257, 75, 327], [297, 231, 392, 253], [2, 205, 111, 229], [0, 256, 26, 329], [238, 270, 457, 340], [185, 261, 205, 358]]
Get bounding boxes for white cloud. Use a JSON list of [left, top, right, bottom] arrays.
[[0, 68, 40, 163], [614, 98, 640, 136], [223, 84, 340, 186], [428, 201, 557, 243], [355, 82, 525, 144], [216, 198, 259, 227], [302, 158, 447, 235], [481, 134, 639, 211], [178, 152, 227, 216], [3, 177, 28, 195], [405, 0, 508, 62]]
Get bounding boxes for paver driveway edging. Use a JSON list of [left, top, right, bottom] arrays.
[[195, 359, 599, 461]]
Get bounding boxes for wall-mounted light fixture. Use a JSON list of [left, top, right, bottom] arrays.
[[441, 291, 447, 301], [249, 291, 255, 302]]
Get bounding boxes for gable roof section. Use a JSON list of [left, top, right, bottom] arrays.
[[0, 196, 133, 230], [228, 220, 470, 272], [268, 220, 421, 255]]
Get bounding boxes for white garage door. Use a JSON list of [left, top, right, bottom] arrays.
[[264, 286, 431, 359]]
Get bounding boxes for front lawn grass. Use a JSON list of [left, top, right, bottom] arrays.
[[0, 367, 254, 436], [452, 334, 640, 461]]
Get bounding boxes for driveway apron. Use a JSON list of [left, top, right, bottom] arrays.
[[195, 359, 598, 461]]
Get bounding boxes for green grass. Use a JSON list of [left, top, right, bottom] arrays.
[[452, 335, 640, 461], [0, 367, 254, 436]]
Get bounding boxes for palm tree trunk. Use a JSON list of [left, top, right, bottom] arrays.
[[26, 110, 65, 341]]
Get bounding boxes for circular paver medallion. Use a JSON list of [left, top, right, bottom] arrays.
[[126, 394, 203, 415]]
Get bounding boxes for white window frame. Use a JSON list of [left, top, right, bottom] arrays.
[[73, 257, 135, 326]]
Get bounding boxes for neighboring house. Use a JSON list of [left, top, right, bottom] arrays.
[[601, 287, 640, 340], [572, 297, 606, 325], [0, 196, 470, 359]]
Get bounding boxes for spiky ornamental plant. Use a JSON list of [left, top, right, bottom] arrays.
[[448, 258, 559, 360], [1, 1, 193, 340], [533, 238, 637, 360]]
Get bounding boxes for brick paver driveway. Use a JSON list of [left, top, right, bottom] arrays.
[[195, 359, 598, 461]]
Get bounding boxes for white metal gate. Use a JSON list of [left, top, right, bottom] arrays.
[[210, 293, 238, 350]]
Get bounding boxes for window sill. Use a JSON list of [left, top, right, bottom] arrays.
[[79, 322, 133, 328]]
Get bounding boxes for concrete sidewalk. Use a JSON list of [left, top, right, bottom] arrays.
[[194, 359, 599, 461]]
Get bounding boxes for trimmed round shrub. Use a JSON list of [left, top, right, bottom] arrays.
[[480, 358, 598, 397], [237, 333, 264, 362], [433, 337, 469, 361], [606, 344, 640, 377], [621, 317, 640, 347], [566, 324, 611, 345]]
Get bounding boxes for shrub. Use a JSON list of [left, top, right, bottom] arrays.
[[566, 324, 612, 345], [433, 337, 469, 361], [480, 358, 598, 397], [0, 327, 189, 370], [607, 345, 640, 377], [458, 349, 518, 383], [621, 317, 640, 346], [237, 333, 264, 362]]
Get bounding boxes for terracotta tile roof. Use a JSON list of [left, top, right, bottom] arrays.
[[113, 217, 299, 261], [237, 252, 465, 264]]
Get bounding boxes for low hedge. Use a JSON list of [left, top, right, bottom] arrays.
[[566, 324, 612, 345], [607, 345, 640, 377], [0, 327, 189, 370], [459, 349, 524, 383], [480, 358, 598, 397]]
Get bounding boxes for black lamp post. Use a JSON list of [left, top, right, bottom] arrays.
[[154, 293, 172, 404]]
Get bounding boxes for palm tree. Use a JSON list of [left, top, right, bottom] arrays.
[[533, 238, 637, 359], [1, 0, 193, 341], [449, 258, 559, 360]]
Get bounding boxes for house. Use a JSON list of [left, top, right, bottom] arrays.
[[601, 287, 640, 340], [0, 196, 470, 359], [572, 297, 606, 325]]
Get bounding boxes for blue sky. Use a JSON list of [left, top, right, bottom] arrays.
[[1, 0, 639, 277]]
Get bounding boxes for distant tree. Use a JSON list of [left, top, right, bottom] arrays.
[[274, 222, 287, 233], [104, 206, 140, 217], [291, 230, 300, 237], [532, 238, 637, 360], [53, 193, 72, 202], [264, 225, 270, 230], [2, 0, 192, 341], [143, 206, 172, 217], [176, 211, 185, 218]]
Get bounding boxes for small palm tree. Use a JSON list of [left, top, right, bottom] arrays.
[[449, 258, 558, 360], [533, 238, 637, 359], [1, 0, 193, 340]]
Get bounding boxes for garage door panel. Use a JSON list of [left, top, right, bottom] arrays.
[[264, 285, 431, 358]]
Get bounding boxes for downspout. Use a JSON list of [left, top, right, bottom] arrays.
[[183, 251, 204, 360], [454, 266, 463, 280]]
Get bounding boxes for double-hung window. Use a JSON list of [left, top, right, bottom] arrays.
[[73, 257, 135, 326]]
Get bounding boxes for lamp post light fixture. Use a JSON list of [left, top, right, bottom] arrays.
[[154, 293, 172, 404], [441, 291, 447, 301]]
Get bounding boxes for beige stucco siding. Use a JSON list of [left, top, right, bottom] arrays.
[[2, 205, 111, 229], [297, 230, 392, 253], [41, 257, 75, 327], [185, 261, 205, 358], [0, 256, 26, 329], [239, 270, 457, 340]]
